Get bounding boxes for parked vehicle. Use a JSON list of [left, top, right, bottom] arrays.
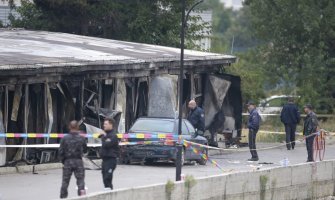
[[119, 117, 208, 165], [257, 95, 300, 121]]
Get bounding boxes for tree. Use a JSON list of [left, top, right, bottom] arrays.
[[10, 0, 208, 48], [204, 2, 266, 103], [244, 0, 335, 113], [226, 50, 267, 103]]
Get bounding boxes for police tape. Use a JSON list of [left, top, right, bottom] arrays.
[[184, 139, 303, 152], [0, 133, 181, 139], [0, 131, 326, 152], [182, 140, 231, 172], [183, 132, 323, 152], [0, 140, 179, 148], [253, 129, 334, 135]]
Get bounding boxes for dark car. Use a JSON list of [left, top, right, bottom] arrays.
[[120, 117, 208, 165]]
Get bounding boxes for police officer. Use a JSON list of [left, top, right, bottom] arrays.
[[247, 101, 261, 161], [280, 98, 301, 150], [59, 121, 87, 199], [303, 104, 319, 162], [99, 118, 119, 190], [187, 100, 205, 136]]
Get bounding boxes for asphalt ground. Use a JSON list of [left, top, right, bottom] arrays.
[[0, 141, 335, 200]]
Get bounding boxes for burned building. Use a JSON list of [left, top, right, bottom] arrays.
[[0, 30, 241, 165]]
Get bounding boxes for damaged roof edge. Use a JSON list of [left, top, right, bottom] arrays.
[[0, 30, 236, 84], [0, 57, 235, 75]]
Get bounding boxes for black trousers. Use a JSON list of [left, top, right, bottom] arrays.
[[285, 124, 297, 149], [102, 158, 117, 189], [60, 159, 85, 199], [306, 135, 316, 162], [248, 129, 258, 159]]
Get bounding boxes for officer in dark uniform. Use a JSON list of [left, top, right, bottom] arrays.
[[59, 121, 87, 199], [99, 118, 120, 190], [303, 104, 319, 162], [247, 101, 261, 161], [187, 100, 205, 136], [280, 98, 301, 150]]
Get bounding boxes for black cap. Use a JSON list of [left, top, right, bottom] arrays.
[[304, 104, 313, 110], [246, 100, 256, 106]]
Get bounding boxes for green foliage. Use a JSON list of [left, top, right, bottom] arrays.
[[244, 0, 335, 113], [226, 50, 267, 103], [184, 174, 196, 188], [208, 1, 334, 113], [260, 175, 269, 200], [207, 3, 266, 103], [10, 0, 208, 48], [184, 175, 196, 200], [9, 0, 47, 30], [165, 179, 175, 200]]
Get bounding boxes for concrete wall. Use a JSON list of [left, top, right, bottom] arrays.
[[69, 160, 335, 200]]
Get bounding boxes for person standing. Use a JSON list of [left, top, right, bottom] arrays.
[[247, 101, 261, 161], [187, 100, 205, 136], [303, 104, 319, 162], [99, 118, 120, 190], [59, 121, 87, 199], [280, 98, 301, 150]]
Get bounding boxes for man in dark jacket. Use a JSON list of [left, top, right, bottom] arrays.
[[187, 100, 205, 135], [247, 101, 261, 161], [99, 118, 120, 190], [59, 121, 87, 199], [303, 104, 319, 162], [280, 98, 301, 150]]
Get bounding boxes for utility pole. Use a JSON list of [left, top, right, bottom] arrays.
[[176, 0, 204, 182]]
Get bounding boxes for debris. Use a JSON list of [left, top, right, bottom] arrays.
[[280, 158, 289, 167], [227, 160, 240, 164], [258, 162, 274, 165]]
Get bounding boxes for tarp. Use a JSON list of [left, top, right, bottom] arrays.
[[83, 123, 103, 144], [147, 75, 178, 118], [201, 74, 243, 143], [116, 79, 126, 133], [84, 106, 121, 131], [203, 75, 231, 129]]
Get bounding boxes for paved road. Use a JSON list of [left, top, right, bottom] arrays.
[[1, 141, 334, 200]]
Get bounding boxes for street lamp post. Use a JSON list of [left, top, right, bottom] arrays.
[[176, 0, 204, 182]]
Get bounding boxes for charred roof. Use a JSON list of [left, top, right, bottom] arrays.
[[0, 29, 236, 85]]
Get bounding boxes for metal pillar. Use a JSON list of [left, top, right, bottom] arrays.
[[176, 0, 204, 182]]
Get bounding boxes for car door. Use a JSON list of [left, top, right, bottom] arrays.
[[180, 121, 193, 159], [183, 120, 206, 159]]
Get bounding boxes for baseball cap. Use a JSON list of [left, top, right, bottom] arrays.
[[304, 104, 313, 110], [246, 100, 256, 106]]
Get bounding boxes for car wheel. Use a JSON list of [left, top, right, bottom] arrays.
[[197, 148, 208, 165]]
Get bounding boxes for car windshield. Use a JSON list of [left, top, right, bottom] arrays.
[[129, 119, 175, 133]]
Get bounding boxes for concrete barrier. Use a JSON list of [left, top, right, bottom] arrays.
[[69, 160, 335, 200]]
